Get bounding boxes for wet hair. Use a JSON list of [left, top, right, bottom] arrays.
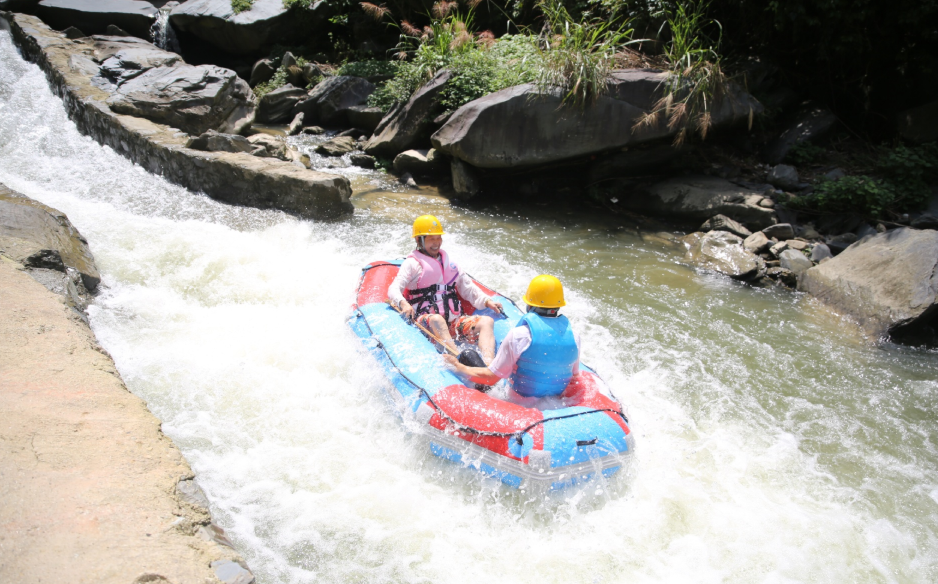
[[526, 305, 560, 317]]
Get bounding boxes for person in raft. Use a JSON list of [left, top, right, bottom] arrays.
[[389, 214, 503, 362], [443, 274, 580, 397]]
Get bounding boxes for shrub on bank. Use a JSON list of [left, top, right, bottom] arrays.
[[785, 143, 938, 219]]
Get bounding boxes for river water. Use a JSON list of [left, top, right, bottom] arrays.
[[3, 30, 938, 583]]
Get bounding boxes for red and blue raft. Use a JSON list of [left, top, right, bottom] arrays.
[[348, 260, 635, 490]]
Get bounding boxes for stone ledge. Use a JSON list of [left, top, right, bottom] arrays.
[[0, 11, 353, 220]]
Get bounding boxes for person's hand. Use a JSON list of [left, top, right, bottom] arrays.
[[399, 300, 415, 320], [485, 298, 503, 314], [442, 354, 460, 370]]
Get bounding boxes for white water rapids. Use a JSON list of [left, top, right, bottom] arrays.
[[2, 30, 938, 583]]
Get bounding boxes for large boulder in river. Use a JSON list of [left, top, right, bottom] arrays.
[[683, 230, 765, 281], [106, 64, 255, 136], [619, 176, 777, 230], [169, 0, 321, 56], [365, 69, 453, 157], [431, 70, 762, 169], [292, 76, 375, 126], [0, 183, 100, 291], [97, 42, 183, 84], [35, 0, 158, 39], [799, 228, 938, 343], [255, 84, 307, 124]]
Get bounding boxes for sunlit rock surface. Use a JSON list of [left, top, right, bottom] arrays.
[[800, 227, 938, 343]]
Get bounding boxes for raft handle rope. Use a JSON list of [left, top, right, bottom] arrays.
[[355, 264, 630, 449]]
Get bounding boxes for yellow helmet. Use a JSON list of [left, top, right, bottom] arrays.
[[522, 274, 566, 308], [412, 215, 444, 237]]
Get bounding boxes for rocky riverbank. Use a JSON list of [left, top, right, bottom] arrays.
[[0, 11, 352, 220], [0, 184, 255, 584]]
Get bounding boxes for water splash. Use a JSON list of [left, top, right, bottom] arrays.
[[149, 2, 180, 53]]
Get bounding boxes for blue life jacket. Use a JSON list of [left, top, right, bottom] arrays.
[[513, 312, 578, 397]]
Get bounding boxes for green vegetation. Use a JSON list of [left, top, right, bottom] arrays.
[[531, 0, 635, 107], [254, 56, 312, 98], [785, 142, 826, 166], [231, 0, 254, 14], [633, 0, 728, 145], [337, 59, 401, 78], [785, 143, 938, 218]]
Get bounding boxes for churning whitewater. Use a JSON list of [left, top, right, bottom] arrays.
[[2, 30, 938, 583]]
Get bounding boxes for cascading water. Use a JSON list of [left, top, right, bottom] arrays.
[[2, 29, 938, 583], [149, 2, 180, 54]]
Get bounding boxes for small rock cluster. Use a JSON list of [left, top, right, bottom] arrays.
[[683, 217, 833, 288]]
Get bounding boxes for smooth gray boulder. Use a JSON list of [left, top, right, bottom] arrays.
[[249, 58, 276, 87], [0, 184, 100, 291], [767, 164, 799, 191], [810, 243, 832, 262], [393, 149, 445, 175], [700, 214, 751, 238], [762, 105, 837, 164], [432, 69, 762, 169], [246, 133, 287, 159], [683, 230, 764, 280], [349, 153, 376, 169], [169, 0, 317, 55], [347, 105, 384, 133], [186, 130, 255, 154], [292, 76, 376, 126], [762, 223, 795, 240], [620, 176, 777, 230], [36, 0, 157, 38], [106, 64, 255, 136], [366, 69, 453, 157], [287, 112, 304, 136], [743, 231, 771, 254], [315, 136, 357, 156], [255, 84, 307, 124], [779, 248, 812, 276], [799, 228, 938, 343]]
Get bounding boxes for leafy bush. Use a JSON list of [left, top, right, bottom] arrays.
[[337, 60, 401, 78], [253, 56, 311, 98], [786, 143, 938, 218], [232, 0, 254, 13], [531, 0, 635, 107], [785, 141, 826, 165]]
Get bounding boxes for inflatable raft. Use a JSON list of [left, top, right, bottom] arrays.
[[349, 260, 634, 490]]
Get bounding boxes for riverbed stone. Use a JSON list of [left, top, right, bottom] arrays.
[[0, 183, 100, 291], [769, 241, 789, 258], [347, 105, 385, 133], [621, 176, 777, 230], [762, 223, 795, 240], [186, 130, 255, 154], [767, 164, 800, 190], [700, 214, 751, 238], [432, 69, 762, 169], [98, 46, 183, 86], [779, 248, 812, 276], [169, 0, 319, 55], [785, 239, 809, 251], [743, 231, 771, 254], [255, 83, 306, 124], [762, 105, 837, 164], [315, 135, 357, 156], [810, 242, 832, 262], [799, 228, 938, 343], [912, 214, 938, 230], [349, 153, 376, 169], [683, 230, 764, 280], [393, 148, 445, 175], [248, 58, 276, 87], [292, 76, 376, 126], [366, 69, 453, 157], [451, 157, 480, 198], [106, 63, 256, 136], [287, 112, 304, 136], [245, 133, 287, 159], [36, 0, 158, 39], [766, 266, 797, 287]]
